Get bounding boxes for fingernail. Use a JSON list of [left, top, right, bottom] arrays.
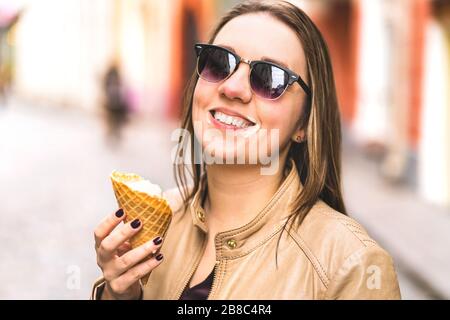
[[153, 237, 162, 245], [131, 219, 141, 229], [115, 208, 124, 218], [155, 253, 164, 261]]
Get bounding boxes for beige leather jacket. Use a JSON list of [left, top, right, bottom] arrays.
[[92, 160, 401, 300]]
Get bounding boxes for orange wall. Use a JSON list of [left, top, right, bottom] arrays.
[[310, 1, 360, 126], [409, 0, 429, 149], [167, 0, 216, 120]]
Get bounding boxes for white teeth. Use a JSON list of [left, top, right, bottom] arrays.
[[213, 111, 253, 129]]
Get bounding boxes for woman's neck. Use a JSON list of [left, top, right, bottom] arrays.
[[204, 157, 288, 233]]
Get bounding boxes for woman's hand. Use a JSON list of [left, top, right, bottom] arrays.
[[94, 208, 164, 300]]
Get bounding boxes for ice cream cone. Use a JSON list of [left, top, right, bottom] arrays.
[[110, 171, 172, 284]]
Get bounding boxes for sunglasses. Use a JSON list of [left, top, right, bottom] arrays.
[[194, 43, 311, 100]]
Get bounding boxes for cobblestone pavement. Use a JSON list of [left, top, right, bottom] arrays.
[[0, 100, 447, 299]]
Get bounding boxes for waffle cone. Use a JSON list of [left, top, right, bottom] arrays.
[[110, 171, 172, 284]]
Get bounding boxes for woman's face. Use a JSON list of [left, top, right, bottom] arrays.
[[192, 13, 308, 167]]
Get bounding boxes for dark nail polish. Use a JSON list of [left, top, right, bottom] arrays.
[[115, 208, 124, 218], [131, 219, 141, 229], [155, 253, 164, 261], [153, 237, 162, 245]]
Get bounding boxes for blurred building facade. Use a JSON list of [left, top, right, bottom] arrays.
[[10, 0, 218, 117], [5, 0, 450, 208], [305, 0, 450, 208]]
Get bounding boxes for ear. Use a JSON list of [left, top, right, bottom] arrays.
[[291, 129, 305, 143]]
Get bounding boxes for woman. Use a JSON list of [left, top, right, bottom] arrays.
[[92, 0, 401, 300]]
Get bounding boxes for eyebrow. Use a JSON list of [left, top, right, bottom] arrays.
[[218, 44, 290, 69]]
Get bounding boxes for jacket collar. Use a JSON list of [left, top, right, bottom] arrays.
[[189, 158, 302, 259]]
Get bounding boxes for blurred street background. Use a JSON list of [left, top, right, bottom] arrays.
[[0, 0, 449, 299]]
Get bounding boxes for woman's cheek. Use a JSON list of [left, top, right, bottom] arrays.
[[258, 110, 296, 152], [192, 84, 217, 150], [192, 82, 214, 120]]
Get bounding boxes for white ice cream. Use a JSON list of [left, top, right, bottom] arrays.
[[126, 179, 162, 197]]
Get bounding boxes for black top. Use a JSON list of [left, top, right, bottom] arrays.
[[179, 177, 214, 300], [179, 268, 215, 300]]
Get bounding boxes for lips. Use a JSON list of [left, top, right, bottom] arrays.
[[205, 107, 261, 138], [208, 107, 257, 126]]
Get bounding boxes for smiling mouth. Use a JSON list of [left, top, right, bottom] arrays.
[[209, 110, 256, 129]]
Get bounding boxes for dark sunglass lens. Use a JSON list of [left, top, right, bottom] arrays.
[[250, 63, 288, 99], [197, 47, 236, 82]]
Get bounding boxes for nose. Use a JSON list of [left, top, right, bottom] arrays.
[[217, 61, 252, 103]]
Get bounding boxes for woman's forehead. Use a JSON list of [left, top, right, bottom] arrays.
[[213, 13, 306, 74]]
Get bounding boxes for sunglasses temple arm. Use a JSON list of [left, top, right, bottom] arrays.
[[297, 77, 311, 97]]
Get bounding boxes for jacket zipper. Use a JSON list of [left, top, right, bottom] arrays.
[[174, 236, 208, 299], [207, 260, 221, 300]]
